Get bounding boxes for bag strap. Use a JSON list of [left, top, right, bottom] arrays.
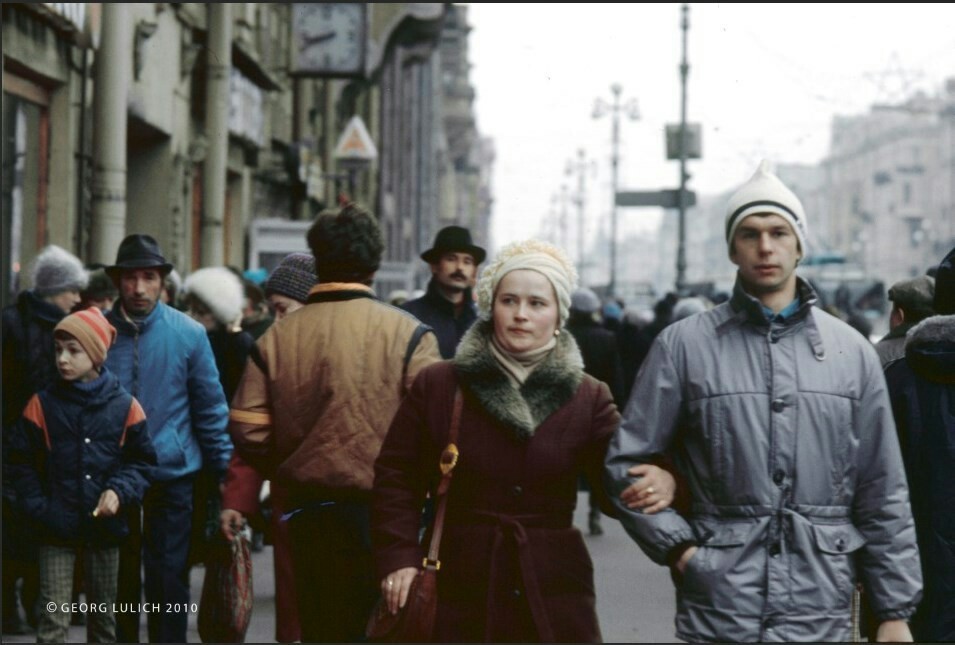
[[402, 323, 434, 384], [422, 388, 462, 571]]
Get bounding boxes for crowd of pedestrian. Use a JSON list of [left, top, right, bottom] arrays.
[[2, 159, 952, 644]]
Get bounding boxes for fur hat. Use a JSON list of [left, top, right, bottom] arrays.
[[183, 267, 245, 326], [477, 239, 578, 324], [54, 307, 116, 367], [725, 160, 808, 256], [264, 253, 317, 304], [570, 287, 601, 314], [31, 245, 89, 296]]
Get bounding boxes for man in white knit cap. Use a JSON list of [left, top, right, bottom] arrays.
[[606, 161, 922, 642]]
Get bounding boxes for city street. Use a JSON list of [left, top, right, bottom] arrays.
[[4, 492, 679, 643]]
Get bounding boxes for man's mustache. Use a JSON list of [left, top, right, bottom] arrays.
[[449, 272, 467, 280]]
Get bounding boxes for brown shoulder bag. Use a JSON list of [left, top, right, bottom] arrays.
[[365, 389, 463, 643]]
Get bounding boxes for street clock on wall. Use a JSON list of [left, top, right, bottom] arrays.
[[291, 3, 367, 78]]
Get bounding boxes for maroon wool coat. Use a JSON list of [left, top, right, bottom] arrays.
[[372, 321, 619, 643]]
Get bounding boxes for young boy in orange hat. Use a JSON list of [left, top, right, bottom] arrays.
[[7, 307, 156, 643]]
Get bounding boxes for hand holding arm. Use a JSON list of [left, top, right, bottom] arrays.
[[619, 463, 676, 514]]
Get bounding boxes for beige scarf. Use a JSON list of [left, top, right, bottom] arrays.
[[489, 333, 557, 388]]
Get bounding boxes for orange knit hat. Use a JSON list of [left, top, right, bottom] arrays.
[[54, 307, 117, 367]]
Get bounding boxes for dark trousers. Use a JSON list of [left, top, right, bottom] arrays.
[[116, 475, 195, 643], [287, 502, 379, 643]]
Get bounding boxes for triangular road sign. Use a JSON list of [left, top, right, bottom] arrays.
[[334, 115, 378, 162]]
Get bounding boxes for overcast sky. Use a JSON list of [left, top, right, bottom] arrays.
[[466, 3, 955, 251]]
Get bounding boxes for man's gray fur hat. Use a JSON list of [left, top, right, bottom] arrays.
[[30, 245, 88, 296]]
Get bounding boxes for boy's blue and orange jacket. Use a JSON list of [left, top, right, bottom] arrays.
[[8, 366, 157, 547]]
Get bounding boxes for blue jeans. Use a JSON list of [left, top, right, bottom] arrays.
[[116, 475, 194, 643]]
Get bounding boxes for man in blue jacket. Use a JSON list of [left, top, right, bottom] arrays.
[[402, 226, 485, 359], [104, 234, 231, 643]]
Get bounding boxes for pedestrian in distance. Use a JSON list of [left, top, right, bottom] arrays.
[[875, 275, 935, 367], [372, 239, 676, 642], [8, 307, 156, 643], [402, 225, 486, 359], [103, 234, 232, 643], [228, 203, 441, 643], [2, 244, 89, 636], [567, 286, 627, 536], [219, 251, 318, 644], [181, 267, 255, 570], [605, 160, 922, 642], [882, 246, 954, 642]]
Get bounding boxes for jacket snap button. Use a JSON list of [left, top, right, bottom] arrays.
[[769, 543, 781, 557], [772, 470, 785, 485], [85, 438, 91, 444], [836, 538, 846, 552], [511, 485, 523, 496], [85, 474, 91, 480], [771, 399, 785, 413], [512, 588, 522, 598]]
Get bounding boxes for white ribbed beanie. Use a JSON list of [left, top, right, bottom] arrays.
[[725, 160, 807, 257]]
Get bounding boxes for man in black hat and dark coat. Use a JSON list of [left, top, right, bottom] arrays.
[[401, 226, 486, 359], [103, 234, 231, 643]]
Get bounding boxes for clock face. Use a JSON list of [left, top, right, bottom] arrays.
[[291, 3, 366, 77]]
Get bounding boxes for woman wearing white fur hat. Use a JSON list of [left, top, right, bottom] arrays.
[[371, 239, 677, 642], [181, 267, 254, 566]]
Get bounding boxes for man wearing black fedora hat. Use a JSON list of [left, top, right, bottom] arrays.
[[402, 226, 486, 359], [103, 234, 231, 643]]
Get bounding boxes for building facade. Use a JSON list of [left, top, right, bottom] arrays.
[[2, 2, 492, 307]]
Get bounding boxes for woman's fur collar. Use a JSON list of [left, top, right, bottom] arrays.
[[453, 319, 585, 440]]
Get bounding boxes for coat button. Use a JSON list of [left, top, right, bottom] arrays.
[[512, 588, 522, 598], [769, 543, 781, 557], [511, 485, 523, 497], [771, 399, 785, 413], [84, 438, 91, 444], [772, 470, 785, 485], [85, 474, 91, 480]]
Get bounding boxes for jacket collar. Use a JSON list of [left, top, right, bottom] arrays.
[[717, 276, 826, 361], [452, 319, 584, 440], [20, 290, 68, 325], [51, 366, 121, 406], [423, 279, 476, 315], [108, 300, 165, 336], [305, 282, 377, 304], [728, 275, 818, 328]]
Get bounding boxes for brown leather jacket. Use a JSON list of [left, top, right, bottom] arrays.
[[228, 282, 440, 507]]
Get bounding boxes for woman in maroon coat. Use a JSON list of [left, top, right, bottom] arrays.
[[372, 240, 674, 642]]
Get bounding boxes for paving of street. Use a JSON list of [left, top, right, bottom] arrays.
[[4, 492, 678, 643]]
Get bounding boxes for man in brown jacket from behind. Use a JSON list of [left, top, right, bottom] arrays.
[[228, 204, 441, 642]]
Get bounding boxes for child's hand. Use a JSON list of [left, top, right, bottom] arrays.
[[93, 489, 120, 518]]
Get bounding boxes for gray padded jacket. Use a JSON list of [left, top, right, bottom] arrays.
[[605, 278, 922, 642]]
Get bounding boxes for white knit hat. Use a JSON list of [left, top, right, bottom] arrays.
[[183, 267, 245, 326], [725, 160, 807, 256], [476, 239, 578, 324]]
